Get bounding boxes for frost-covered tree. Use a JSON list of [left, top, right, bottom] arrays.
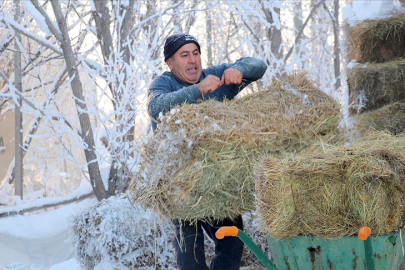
[[0, 0, 345, 205], [0, 0, 200, 201]]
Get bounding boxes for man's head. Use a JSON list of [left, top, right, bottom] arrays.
[[164, 33, 202, 85]]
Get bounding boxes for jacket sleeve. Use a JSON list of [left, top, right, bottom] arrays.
[[204, 57, 267, 96], [232, 57, 267, 82], [147, 76, 203, 122], [231, 57, 267, 91]]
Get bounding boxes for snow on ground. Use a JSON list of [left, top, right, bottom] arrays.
[[0, 197, 98, 270]]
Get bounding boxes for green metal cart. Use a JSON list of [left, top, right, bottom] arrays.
[[216, 226, 405, 270]]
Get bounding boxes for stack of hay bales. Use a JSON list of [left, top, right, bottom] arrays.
[[254, 14, 405, 239], [255, 132, 405, 239], [129, 73, 342, 223], [346, 13, 405, 138]]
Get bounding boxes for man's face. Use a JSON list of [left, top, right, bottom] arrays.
[[166, 43, 202, 85]]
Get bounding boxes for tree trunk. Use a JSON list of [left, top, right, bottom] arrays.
[[50, 1, 108, 201], [260, 1, 283, 61], [92, 0, 113, 64], [14, 0, 23, 198], [293, 1, 304, 64], [205, 0, 213, 66], [333, 0, 341, 92], [260, 0, 283, 75], [284, 0, 325, 63], [92, 1, 136, 195]]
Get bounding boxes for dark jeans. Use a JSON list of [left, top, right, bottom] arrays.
[[172, 215, 244, 270]]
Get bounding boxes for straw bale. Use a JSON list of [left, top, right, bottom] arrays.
[[347, 14, 405, 63], [351, 102, 405, 140], [129, 73, 342, 223], [347, 59, 405, 115], [255, 132, 405, 239]]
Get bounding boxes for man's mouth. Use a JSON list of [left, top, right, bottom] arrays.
[[187, 66, 198, 72]]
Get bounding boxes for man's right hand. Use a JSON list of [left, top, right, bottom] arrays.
[[196, 75, 223, 95]]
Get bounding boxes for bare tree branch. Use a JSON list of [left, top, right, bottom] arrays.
[[0, 31, 13, 55], [284, 0, 325, 63]]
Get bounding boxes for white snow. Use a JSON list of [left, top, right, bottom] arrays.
[[21, 1, 53, 36], [342, 0, 404, 26], [0, 198, 97, 269]]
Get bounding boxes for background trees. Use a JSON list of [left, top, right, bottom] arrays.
[[0, 0, 344, 203]]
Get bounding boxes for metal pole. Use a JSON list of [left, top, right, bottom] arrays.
[[236, 229, 278, 270], [14, 0, 23, 199], [364, 236, 376, 270]]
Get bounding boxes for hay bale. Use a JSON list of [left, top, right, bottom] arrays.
[[351, 102, 405, 140], [255, 132, 405, 239], [129, 73, 342, 223], [347, 14, 405, 63], [347, 59, 405, 114]]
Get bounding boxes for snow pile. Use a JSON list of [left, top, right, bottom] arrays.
[[0, 198, 97, 269], [70, 194, 176, 270], [342, 0, 405, 26]]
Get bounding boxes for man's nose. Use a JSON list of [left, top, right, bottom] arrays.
[[189, 54, 197, 63]]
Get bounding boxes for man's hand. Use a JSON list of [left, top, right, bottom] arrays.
[[197, 75, 223, 95], [221, 68, 242, 85]]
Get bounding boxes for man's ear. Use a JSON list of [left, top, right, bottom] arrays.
[[166, 58, 172, 69]]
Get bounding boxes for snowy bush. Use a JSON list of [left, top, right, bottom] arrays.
[[70, 194, 176, 270]]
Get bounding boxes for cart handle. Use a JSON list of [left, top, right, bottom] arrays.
[[215, 226, 278, 270], [358, 226, 375, 270], [358, 226, 371, 241], [215, 226, 239, 239]]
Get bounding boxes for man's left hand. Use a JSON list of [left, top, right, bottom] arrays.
[[221, 68, 242, 85]]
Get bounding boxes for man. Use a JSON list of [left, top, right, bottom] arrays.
[[147, 33, 267, 270]]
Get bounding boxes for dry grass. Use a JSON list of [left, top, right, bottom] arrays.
[[351, 102, 405, 140], [347, 13, 405, 63], [347, 59, 405, 114], [129, 73, 342, 224], [255, 132, 405, 239]]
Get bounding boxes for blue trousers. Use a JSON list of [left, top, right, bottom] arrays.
[[172, 215, 244, 270]]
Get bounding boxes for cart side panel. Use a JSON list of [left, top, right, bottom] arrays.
[[267, 232, 404, 270]]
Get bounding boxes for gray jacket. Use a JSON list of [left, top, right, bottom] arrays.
[[147, 57, 267, 131]]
